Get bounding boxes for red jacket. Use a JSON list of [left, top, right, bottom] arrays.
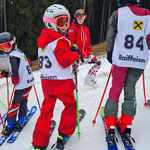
[[68, 21, 92, 58], [37, 28, 79, 95], [116, 5, 150, 16]]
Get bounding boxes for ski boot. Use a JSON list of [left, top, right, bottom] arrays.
[[16, 116, 27, 131], [34, 146, 46, 150], [121, 126, 135, 148], [32, 143, 47, 150], [3, 121, 16, 136], [51, 135, 69, 150], [106, 126, 118, 147]]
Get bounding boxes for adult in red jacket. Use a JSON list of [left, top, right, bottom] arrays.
[[68, 9, 101, 88], [68, 14, 92, 58], [32, 4, 81, 150]]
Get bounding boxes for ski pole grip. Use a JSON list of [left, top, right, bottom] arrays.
[[72, 44, 84, 63]]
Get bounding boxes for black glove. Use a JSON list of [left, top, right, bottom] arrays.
[[71, 44, 84, 63], [71, 44, 82, 56], [1, 70, 9, 78], [107, 51, 113, 64]]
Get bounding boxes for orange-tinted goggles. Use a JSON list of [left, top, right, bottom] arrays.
[[55, 16, 70, 28], [43, 15, 70, 28], [0, 42, 11, 51]]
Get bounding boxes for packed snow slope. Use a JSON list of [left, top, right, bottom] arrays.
[[0, 54, 150, 150]]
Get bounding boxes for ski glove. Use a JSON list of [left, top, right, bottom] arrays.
[[71, 44, 82, 56], [11, 75, 19, 85], [1, 70, 9, 78], [107, 51, 112, 64], [71, 44, 84, 63]]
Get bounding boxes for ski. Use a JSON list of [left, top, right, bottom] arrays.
[[0, 106, 37, 146], [100, 107, 118, 150], [116, 124, 136, 150], [64, 109, 85, 144], [7, 106, 37, 143], [0, 113, 6, 125], [51, 109, 85, 150]]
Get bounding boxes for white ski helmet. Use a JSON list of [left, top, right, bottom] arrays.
[[43, 4, 70, 31]]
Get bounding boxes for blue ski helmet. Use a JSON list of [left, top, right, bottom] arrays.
[[117, 0, 140, 6]]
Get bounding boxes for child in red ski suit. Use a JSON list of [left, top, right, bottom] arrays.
[[68, 9, 101, 88], [32, 4, 81, 150], [104, 0, 150, 147]]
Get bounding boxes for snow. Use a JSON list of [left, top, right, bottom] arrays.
[[1, 54, 150, 150]]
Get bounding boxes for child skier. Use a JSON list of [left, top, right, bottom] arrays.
[[104, 0, 150, 148], [32, 4, 81, 150], [68, 9, 101, 88], [0, 32, 34, 136]]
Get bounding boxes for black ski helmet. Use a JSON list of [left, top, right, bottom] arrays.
[[117, 0, 140, 6], [0, 32, 15, 44], [0, 32, 16, 52]]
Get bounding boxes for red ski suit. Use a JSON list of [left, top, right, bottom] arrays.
[[32, 28, 79, 147], [68, 21, 92, 58]]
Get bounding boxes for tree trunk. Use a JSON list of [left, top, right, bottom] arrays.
[[100, 0, 105, 42]]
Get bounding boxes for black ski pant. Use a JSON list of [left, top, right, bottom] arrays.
[[7, 86, 32, 122]]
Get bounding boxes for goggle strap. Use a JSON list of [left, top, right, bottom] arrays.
[[43, 17, 55, 24]]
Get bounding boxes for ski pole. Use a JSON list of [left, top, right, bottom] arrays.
[[74, 61, 81, 136], [0, 113, 4, 127], [92, 66, 112, 125], [33, 84, 41, 110], [0, 100, 8, 110], [6, 77, 9, 107], [142, 72, 148, 106], [1, 85, 15, 134], [1, 70, 10, 106]]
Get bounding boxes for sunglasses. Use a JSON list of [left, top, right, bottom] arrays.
[[43, 15, 70, 28], [0, 42, 11, 51]]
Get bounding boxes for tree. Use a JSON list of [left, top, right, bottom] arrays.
[[1, 0, 149, 61]]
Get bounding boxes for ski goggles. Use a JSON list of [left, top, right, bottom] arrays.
[[43, 15, 70, 28], [0, 42, 11, 51], [74, 15, 87, 19]]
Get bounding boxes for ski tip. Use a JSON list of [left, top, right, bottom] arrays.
[[79, 109, 85, 113], [79, 109, 86, 117], [51, 120, 56, 126]]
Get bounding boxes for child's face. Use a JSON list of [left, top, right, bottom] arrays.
[[57, 24, 69, 33], [3, 47, 12, 54], [76, 15, 86, 25]]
